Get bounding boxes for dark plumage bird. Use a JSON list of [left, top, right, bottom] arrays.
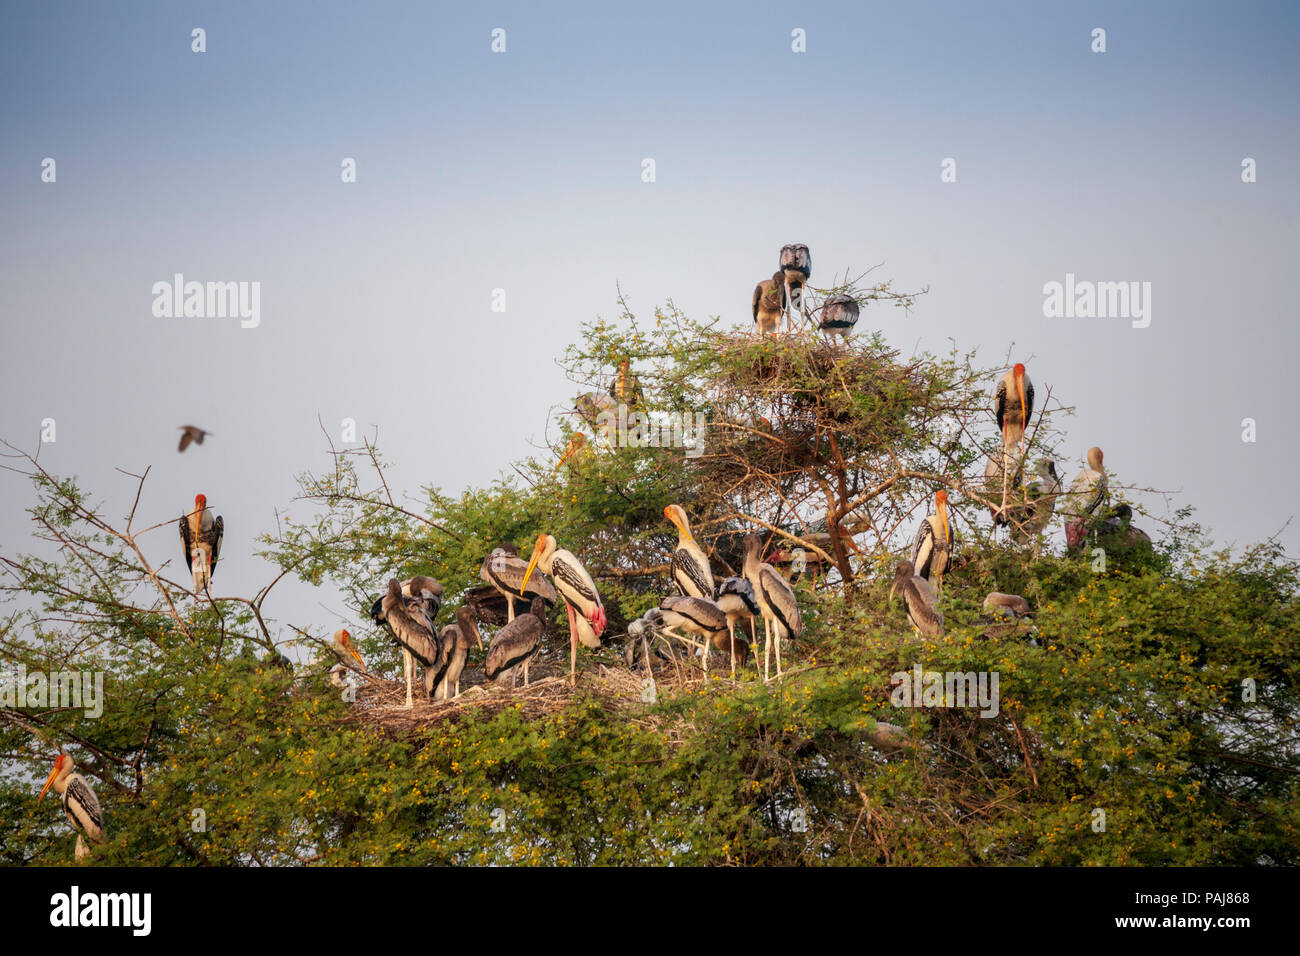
[[427, 606, 483, 700], [479, 542, 557, 623], [656, 595, 731, 676], [715, 576, 759, 678], [485, 597, 547, 688], [889, 560, 943, 637], [779, 243, 813, 330], [177, 424, 212, 452], [39, 751, 104, 861], [819, 294, 859, 345], [374, 577, 443, 708]]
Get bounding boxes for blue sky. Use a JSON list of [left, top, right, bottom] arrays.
[[1, 1, 1297, 639]]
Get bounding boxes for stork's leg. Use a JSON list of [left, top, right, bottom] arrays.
[[701, 635, 709, 679], [763, 616, 773, 682], [775, 631, 784, 678], [728, 622, 737, 680], [506, 598, 515, 624], [642, 636, 652, 675], [403, 649, 414, 709], [783, 280, 794, 333]]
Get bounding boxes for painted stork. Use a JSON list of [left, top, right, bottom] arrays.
[[38, 751, 103, 861], [609, 357, 645, 408], [1009, 458, 1062, 545], [555, 432, 592, 470], [995, 364, 1035, 450], [656, 595, 729, 677], [910, 490, 953, 592], [819, 294, 859, 345], [1064, 446, 1108, 550], [979, 592, 1036, 641], [664, 504, 715, 599], [485, 596, 547, 688], [178, 493, 223, 594], [752, 272, 786, 336], [888, 560, 944, 637], [742, 533, 804, 681], [521, 533, 607, 687], [428, 606, 484, 700], [575, 392, 618, 442], [374, 577, 443, 708], [779, 243, 813, 331], [177, 424, 211, 452], [715, 576, 759, 678], [329, 627, 366, 688], [1097, 504, 1154, 553], [479, 542, 557, 623]]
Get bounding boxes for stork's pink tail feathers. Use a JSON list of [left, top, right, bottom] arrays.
[[588, 604, 607, 638]]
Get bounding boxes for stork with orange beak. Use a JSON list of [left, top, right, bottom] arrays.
[[38, 751, 103, 861], [995, 364, 1035, 451], [555, 432, 592, 470], [521, 533, 607, 687], [910, 490, 953, 593], [329, 628, 366, 688], [178, 493, 223, 594], [664, 504, 715, 599]]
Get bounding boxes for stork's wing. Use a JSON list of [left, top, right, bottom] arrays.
[[752, 282, 762, 322], [178, 431, 192, 452], [904, 581, 943, 637], [757, 565, 802, 639], [1023, 379, 1035, 429], [910, 521, 934, 576], [994, 377, 1008, 432], [209, 516, 224, 575], [672, 548, 714, 599], [63, 776, 103, 842], [553, 555, 600, 609], [179, 515, 194, 572]]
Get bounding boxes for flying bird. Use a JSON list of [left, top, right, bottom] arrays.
[[714, 576, 759, 678], [778, 243, 813, 331], [521, 533, 607, 687], [819, 294, 859, 345], [664, 504, 715, 599], [1064, 447, 1108, 550], [373, 576, 443, 708], [752, 272, 786, 336], [479, 542, 557, 623], [889, 560, 944, 637], [178, 493, 223, 594], [177, 425, 211, 452], [742, 533, 804, 680], [910, 490, 953, 592], [485, 597, 547, 688], [428, 606, 483, 700], [38, 751, 103, 861]]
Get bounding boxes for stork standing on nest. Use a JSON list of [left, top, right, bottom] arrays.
[[178, 493, 223, 595], [522, 533, 607, 687], [1063, 447, 1108, 550], [329, 628, 366, 688], [664, 504, 715, 599], [752, 272, 786, 336], [743, 533, 804, 680], [480, 543, 557, 623], [485, 596, 547, 688], [428, 607, 484, 700], [38, 751, 103, 861], [779, 243, 812, 332], [655, 595, 731, 678], [889, 560, 944, 637], [910, 490, 953, 594], [373, 576, 443, 708], [715, 576, 759, 678], [819, 294, 859, 346]]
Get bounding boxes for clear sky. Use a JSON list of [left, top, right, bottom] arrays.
[[1, 1, 1297, 640]]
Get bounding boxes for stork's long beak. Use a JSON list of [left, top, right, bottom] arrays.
[[348, 645, 367, 672], [555, 436, 584, 471], [888, 580, 897, 604], [939, 500, 950, 544], [1017, 378, 1027, 427], [520, 537, 545, 593], [38, 765, 59, 804]]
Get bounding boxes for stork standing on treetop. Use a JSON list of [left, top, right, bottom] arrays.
[[752, 272, 785, 337], [178, 493, 223, 595], [479, 542, 557, 623], [521, 533, 607, 687], [329, 628, 366, 688], [665, 504, 715, 599], [778, 243, 812, 332], [742, 533, 804, 681], [910, 490, 953, 594], [1064, 446, 1108, 550], [990, 364, 1034, 520], [38, 751, 104, 861], [372, 576, 443, 708], [715, 575, 759, 679]]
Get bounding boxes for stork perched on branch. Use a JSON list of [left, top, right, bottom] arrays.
[[1009, 458, 1062, 545], [752, 272, 786, 337], [522, 533, 607, 687], [1064, 446, 1108, 550], [178, 493, 223, 594], [329, 628, 366, 688], [978, 592, 1036, 641], [819, 294, 859, 345], [428, 607, 483, 700], [910, 490, 953, 593], [372, 576, 443, 708], [665, 504, 715, 599], [38, 751, 103, 861], [743, 533, 804, 680], [995, 363, 1035, 451], [889, 560, 943, 637], [485, 597, 547, 688], [778, 243, 812, 331], [656, 594, 729, 677], [479, 542, 557, 623]]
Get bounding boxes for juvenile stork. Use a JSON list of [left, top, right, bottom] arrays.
[[479, 542, 557, 623], [428, 606, 484, 700], [1009, 459, 1062, 545], [485, 597, 547, 688], [329, 628, 366, 688], [656, 595, 729, 677], [979, 592, 1036, 641], [38, 751, 103, 861], [664, 504, 715, 599], [752, 272, 786, 336], [715, 576, 759, 678], [819, 294, 859, 345], [779, 243, 813, 331], [178, 493, 223, 594], [889, 560, 944, 637], [742, 533, 804, 681], [995, 364, 1035, 451], [910, 490, 953, 593], [1063, 447, 1108, 550], [575, 392, 618, 442], [521, 533, 607, 687], [374, 577, 443, 708]]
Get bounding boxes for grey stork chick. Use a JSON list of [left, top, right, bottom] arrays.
[[1097, 504, 1154, 553], [715, 576, 759, 678], [177, 424, 212, 452], [377, 578, 442, 708], [778, 243, 813, 331], [743, 533, 805, 681], [994, 364, 1035, 450], [1064, 447, 1108, 551], [178, 492, 223, 594], [1009, 458, 1062, 544], [39, 751, 104, 861], [752, 272, 786, 336], [910, 490, 953, 592], [664, 504, 715, 599], [819, 294, 859, 346], [656, 595, 730, 677], [427, 607, 484, 701], [485, 597, 547, 689], [480, 542, 557, 623], [978, 592, 1037, 642], [889, 560, 944, 637]]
